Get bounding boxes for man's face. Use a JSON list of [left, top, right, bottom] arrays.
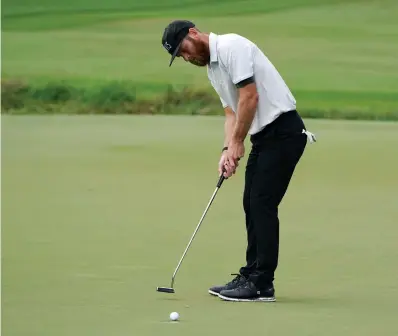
[[177, 33, 210, 67]]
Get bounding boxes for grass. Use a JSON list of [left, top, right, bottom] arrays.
[[2, 115, 398, 335], [2, 0, 398, 116], [0, 0, 373, 20], [3, 80, 396, 120]]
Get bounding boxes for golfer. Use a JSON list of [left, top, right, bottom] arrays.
[[161, 20, 316, 302]]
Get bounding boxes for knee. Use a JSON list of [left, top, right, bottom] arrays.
[[250, 192, 278, 214]]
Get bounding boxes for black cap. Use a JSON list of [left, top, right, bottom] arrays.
[[162, 20, 195, 66]]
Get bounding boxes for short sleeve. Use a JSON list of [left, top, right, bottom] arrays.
[[219, 96, 228, 108], [222, 39, 254, 85]]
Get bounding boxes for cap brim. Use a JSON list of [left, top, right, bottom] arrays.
[[169, 41, 183, 67]]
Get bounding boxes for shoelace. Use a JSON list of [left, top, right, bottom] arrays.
[[227, 273, 244, 286]]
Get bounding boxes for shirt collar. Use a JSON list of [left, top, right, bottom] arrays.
[[209, 32, 218, 63]]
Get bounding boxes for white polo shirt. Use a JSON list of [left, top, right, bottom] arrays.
[[207, 32, 297, 135]]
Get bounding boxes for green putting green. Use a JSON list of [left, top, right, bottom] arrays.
[[2, 115, 398, 335]]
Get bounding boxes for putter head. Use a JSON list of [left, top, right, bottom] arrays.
[[156, 286, 175, 293]]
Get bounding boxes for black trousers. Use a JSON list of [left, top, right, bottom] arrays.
[[238, 110, 307, 288]]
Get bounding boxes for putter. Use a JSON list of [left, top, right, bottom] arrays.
[[157, 173, 226, 294]]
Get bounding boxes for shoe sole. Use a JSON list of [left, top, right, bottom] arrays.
[[208, 290, 220, 296], [218, 294, 276, 302]]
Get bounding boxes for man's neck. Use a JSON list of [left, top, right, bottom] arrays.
[[201, 33, 210, 50]]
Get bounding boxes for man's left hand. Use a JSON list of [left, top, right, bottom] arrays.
[[223, 140, 245, 178]]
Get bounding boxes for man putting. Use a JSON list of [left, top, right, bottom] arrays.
[[161, 20, 316, 302]]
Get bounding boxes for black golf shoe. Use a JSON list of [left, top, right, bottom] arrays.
[[208, 273, 248, 296], [218, 280, 276, 302]]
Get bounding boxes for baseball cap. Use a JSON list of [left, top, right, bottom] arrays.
[[162, 20, 196, 66]]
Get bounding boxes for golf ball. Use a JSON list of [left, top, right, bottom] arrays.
[[170, 312, 179, 321]]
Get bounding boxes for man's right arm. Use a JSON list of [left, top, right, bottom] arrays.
[[223, 106, 236, 149]]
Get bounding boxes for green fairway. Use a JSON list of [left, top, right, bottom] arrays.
[[2, 115, 398, 335], [2, 0, 398, 115]]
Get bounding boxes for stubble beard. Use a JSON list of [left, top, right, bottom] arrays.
[[189, 40, 210, 67]]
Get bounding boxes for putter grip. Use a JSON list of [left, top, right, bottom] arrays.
[[217, 174, 225, 188]]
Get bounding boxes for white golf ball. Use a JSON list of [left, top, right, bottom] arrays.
[[169, 312, 179, 321]]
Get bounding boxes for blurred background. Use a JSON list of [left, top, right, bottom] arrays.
[[2, 1, 398, 336], [2, 0, 397, 117]]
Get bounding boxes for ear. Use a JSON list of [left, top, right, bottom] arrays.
[[188, 27, 200, 39]]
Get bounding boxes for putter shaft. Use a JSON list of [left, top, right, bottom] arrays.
[[170, 181, 223, 288], [157, 174, 225, 293]]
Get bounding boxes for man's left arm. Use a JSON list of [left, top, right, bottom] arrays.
[[222, 41, 259, 169]]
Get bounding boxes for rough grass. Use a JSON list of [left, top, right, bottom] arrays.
[[2, 80, 398, 120], [2, 115, 398, 336]]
